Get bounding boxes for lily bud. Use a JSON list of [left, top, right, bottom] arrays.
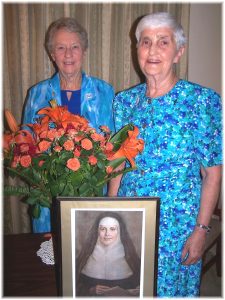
[[4, 109, 19, 133], [49, 99, 58, 108]]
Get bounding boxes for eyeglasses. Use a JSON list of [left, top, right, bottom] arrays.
[[54, 44, 82, 54]]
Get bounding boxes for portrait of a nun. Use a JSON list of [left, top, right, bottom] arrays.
[[76, 212, 141, 296]]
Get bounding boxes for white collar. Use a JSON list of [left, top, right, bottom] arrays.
[[81, 239, 133, 280]]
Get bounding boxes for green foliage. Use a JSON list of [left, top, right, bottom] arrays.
[[4, 185, 30, 197]]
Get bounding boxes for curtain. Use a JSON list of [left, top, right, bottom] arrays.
[[3, 3, 190, 233]]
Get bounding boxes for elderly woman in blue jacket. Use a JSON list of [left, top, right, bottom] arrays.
[[23, 17, 115, 132], [22, 17, 115, 233]]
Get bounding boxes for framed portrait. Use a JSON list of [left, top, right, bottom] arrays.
[[54, 197, 160, 298]]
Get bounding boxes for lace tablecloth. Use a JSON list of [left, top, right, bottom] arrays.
[[36, 237, 55, 265]]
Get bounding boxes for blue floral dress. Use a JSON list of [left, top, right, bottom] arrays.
[[113, 80, 222, 297]]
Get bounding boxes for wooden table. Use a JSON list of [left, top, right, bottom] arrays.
[[4, 233, 58, 296]]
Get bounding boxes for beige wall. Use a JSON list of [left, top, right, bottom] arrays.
[[188, 3, 222, 95]]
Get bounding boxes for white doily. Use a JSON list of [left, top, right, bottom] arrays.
[[37, 237, 55, 265]]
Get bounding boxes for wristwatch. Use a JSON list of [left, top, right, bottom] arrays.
[[196, 223, 211, 233]]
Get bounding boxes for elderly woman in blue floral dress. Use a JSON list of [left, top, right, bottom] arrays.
[[108, 12, 222, 297]]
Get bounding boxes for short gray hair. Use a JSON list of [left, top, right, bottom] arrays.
[[135, 12, 187, 49], [45, 17, 88, 53]]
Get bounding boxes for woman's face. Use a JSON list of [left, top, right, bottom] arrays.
[[98, 217, 120, 246], [137, 27, 184, 80], [50, 29, 86, 77]]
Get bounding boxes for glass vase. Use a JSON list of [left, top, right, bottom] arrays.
[[32, 206, 51, 233]]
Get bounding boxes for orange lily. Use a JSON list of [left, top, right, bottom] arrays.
[[3, 130, 35, 151], [4, 109, 19, 133], [38, 106, 89, 130], [3, 133, 14, 152], [110, 126, 144, 167], [14, 130, 36, 145], [26, 122, 49, 136]]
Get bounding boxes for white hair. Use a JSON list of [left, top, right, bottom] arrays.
[[135, 12, 187, 49]]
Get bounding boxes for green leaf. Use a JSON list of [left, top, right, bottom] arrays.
[[50, 183, 61, 197], [23, 167, 43, 184], [79, 182, 93, 197], [93, 185, 104, 196], [30, 188, 45, 197], [109, 124, 134, 151], [69, 171, 84, 187], [26, 196, 38, 205], [39, 197, 51, 208], [5, 166, 41, 187], [108, 157, 126, 168], [96, 152, 107, 160], [32, 204, 40, 218], [4, 185, 30, 197], [97, 160, 105, 169], [60, 151, 73, 160], [61, 183, 75, 196], [94, 169, 106, 181]]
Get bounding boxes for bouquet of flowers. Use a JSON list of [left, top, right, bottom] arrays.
[[4, 101, 144, 218]]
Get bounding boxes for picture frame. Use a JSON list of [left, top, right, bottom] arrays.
[[54, 196, 160, 298]]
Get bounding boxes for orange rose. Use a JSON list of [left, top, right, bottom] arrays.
[[47, 129, 58, 141], [57, 128, 65, 137], [38, 160, 45, 167], [54, 145, 62, 152], [67, 157, 80, 171], [88, 155, 97, 165], [91, 132, 105, 142], [73, 148, 81, 157], [105, 142, 114, 151], [67, 129, 78, 137], [63, 140, 74, 151], [11, 155, 20, 168], [38, 140, 52, 152], [74, 135, 84, 142], [81, 138, 93, 150], [100, 125, 110, 133], [106, 166, 113, 174], [20, 155, 32, 168], [20, 144, 30, 153]]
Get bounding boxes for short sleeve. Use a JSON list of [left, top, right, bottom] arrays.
[[194, 88, 222, 167], [113, 86, 142, 132], [113, 93, 126, 132]]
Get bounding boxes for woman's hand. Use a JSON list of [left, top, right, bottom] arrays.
[[89, 284, 111, 295], [107, 162, 125, 196], [127, 286, 140, 296], [181, 228, 207, 265], [90, 285, 139, 296], [181, 165, 221, 266]]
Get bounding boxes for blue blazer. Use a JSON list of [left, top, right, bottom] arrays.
[[22, 71, 115, 132]]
